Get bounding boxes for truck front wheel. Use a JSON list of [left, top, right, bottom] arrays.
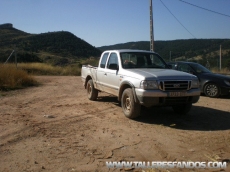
[[121, 88, 141, 119], [172, 103, 192, 115], [86, 79, 98, 101]]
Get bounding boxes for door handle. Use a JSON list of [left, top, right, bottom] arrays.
[[104, 73, 107, 76]]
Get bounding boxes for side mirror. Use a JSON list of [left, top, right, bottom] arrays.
[[167, 64, 173, 69], [109, 64, 119, 70]]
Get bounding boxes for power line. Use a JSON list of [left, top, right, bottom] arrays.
[[178, 0, 230, 18], [159, 0, 196, 38], [150, 0, 154, 51]]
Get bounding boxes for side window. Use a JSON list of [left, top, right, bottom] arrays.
[[100, 53, 109, 68], [107, 53, 119, 69], [170, 63, 177, 69], [177, 63, 191, 73]]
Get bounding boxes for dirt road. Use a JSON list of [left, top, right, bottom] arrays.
[[0, 76, 230, 172]]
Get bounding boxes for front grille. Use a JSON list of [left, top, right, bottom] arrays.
[[158, 80, 191, 91]]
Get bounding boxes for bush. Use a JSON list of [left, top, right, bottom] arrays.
[[16, 63, 81, 75], [0, 64, 38, 90]]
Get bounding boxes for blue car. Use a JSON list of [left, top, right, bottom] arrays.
[[168, 61, 230, 98]]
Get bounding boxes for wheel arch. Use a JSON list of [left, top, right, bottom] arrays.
[[203, 81, 220, 92], [118, 81, 138, 103], [84, 75, 92, 89]]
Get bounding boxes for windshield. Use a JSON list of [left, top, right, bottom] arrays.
[[120, 52, 167, 69], [190, 63, 211, 73]]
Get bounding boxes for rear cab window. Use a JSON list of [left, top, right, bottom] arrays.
[[100, 52, 109, 68]]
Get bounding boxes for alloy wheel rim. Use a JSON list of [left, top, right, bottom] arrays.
[[206, 84, 218, 96]]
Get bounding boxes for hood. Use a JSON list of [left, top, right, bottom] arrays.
[[124, 68, 198, 80], [202, 72, 230, 80]]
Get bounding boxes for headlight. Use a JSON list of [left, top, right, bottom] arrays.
[[191, 79, 199, 88], [224, 80, 230, 86], [140, 80, 158, 89]]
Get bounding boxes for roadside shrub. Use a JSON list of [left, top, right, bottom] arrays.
[[79, 58, 99, 67], [17, 63, 81, 75], [0, 64, 37, 90]]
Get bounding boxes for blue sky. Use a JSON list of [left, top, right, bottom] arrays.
[[1, 0, 230, 47]]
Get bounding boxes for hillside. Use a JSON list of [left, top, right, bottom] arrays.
[[98, 39, 230, 68], [1, 25, 230, 69], [0, 27, 101, 65]]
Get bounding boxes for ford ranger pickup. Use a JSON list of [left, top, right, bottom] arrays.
[[81, 49, 200, 119]]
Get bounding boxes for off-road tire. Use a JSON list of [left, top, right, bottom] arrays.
[[121, 88, 141, 119], [86, 79, 98, 101]]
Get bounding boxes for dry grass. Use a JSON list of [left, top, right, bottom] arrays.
[[14, 59, 99, 76], [15, 63, 81, 76], [0, 64, 38, 90], [0, 62, 82, 91], [211, 67, 230, 75]]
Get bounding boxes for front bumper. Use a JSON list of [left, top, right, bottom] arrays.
[[135, 88, 200, 107]]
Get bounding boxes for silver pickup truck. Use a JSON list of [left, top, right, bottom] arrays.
[[81, 49, 200, 119]]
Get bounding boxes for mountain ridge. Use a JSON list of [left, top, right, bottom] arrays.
[[1, 25, 230, 68], [0, 27, 101, 65]]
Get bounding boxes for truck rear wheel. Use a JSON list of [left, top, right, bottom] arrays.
[[172, 103, 192, 115], [86, 79, 98, 101], [121, 88, 141, 119]]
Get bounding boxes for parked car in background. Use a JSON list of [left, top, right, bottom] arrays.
[[168, 61, 230, 98]]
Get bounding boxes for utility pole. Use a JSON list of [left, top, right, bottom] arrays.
[[170, 51, 171, 61], [220, 45, 222, 71], [15, 45, 18, 69], [150, 0, 154, 51], [4, 50, 15, 64]]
